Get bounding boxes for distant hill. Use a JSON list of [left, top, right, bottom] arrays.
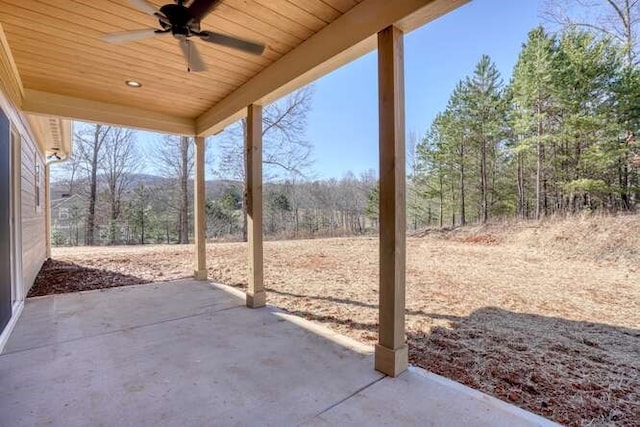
[[50, 173, 243, 201]]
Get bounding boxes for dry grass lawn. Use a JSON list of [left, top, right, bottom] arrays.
[[44, 216, 640, 426]]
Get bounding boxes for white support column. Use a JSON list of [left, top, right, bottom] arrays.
[[245, 104, 265, 308], [375, 25, 408, 377], [194, 136, 207, 281]]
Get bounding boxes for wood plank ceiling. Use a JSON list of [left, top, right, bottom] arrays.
[[0, 0, 363, 120]]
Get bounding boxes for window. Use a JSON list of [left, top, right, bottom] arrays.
[[58, 207, 69, 220]]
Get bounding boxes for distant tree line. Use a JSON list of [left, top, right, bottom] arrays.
[[50, 169, 379, 245], [52, 123, 194, 246], [51, 87, 382, 245], [50, 0, 640, 245], [205, 170, 378, 240], [411, 18, 640, 227]]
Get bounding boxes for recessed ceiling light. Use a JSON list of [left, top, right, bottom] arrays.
[[125, 80, 142, 88]]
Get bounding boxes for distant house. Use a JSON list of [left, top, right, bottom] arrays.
[[51, 194, 87, 246]]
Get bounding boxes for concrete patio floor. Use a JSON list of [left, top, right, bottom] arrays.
[[0, 280, 556, 426]]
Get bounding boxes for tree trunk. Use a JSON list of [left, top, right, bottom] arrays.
[[480, 139, 488, 224], [86, 125, 101, 246], [179, 136, 190, 244], [459, 142, 466, 226], [620, 153, 630, 210], [517, 151, 525, 219], [141, 209, 145, 245], [438, 172, 444, 228], [241, 120, 248, 242], [543, 176, 549, 215], [631, 167, 639, 209], [109, 194, 118, 245], [535, 105, 543, 220], [241, 191, 248, 242], [450, 172, 456, 228]]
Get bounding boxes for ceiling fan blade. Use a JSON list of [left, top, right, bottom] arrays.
[[199, 31, 266, 56], [102, 29, 165, 44], [179, 39, 207, 72], [188, 0, 223, 23], [129, 0, 158, 15]]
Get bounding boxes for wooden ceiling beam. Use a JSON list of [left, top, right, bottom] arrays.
[[0, 23, 23, 108], [196, 0, 469, 136], [22, 89, 196, 136]]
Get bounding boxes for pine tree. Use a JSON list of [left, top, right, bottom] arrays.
[[511, 27, 557, 219], [465, 55, 506, 223], [412, 25, 639, 227], [555, 30, 623, 211]]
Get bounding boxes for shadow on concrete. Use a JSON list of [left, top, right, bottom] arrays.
[[264, 288, 455, 319], [29, 267, 638, 425], [280, 309, 378, 333], [1, 280, 554, 426], [28, 259, 152, 297], [259, 290, 639, 426]]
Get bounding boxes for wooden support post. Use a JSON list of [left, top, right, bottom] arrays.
[[45, 164, 51, 259], [245, 104, 265, 308], [375, 25, 408, 377], [194, 136, 207, 281]]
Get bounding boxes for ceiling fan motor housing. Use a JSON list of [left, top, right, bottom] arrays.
[[159, 3, 200, 37]]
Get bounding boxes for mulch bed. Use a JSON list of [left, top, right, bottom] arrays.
[[28, 259, 151, 297], [408, 308, 640, 426]]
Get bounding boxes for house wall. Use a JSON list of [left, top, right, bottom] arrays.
[[0, 24, 52, 349], [19, 131, 46, 293], [0, 72, 47, 298]]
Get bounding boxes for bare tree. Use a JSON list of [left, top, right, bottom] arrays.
[[215, 87, 314, 179], [50, 148, 82, 195], [74, 123, 111, 246], [261, 87, 315, 176], [102, 127, 141, 244], [152, 135, 194, 244], [213, 86, 315, 240], [543, 0, 640, 65]]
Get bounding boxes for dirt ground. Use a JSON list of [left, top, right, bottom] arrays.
[[43, 227, 640, 426]]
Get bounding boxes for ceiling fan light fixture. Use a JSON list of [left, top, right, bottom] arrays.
[[125, 80, 143, 88]]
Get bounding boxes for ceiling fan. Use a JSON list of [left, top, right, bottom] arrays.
[[102, 0, 266, 72]]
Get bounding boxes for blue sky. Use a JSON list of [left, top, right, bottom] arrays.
[[137, 0, 546, 180], [305, 0, 546, 178]]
